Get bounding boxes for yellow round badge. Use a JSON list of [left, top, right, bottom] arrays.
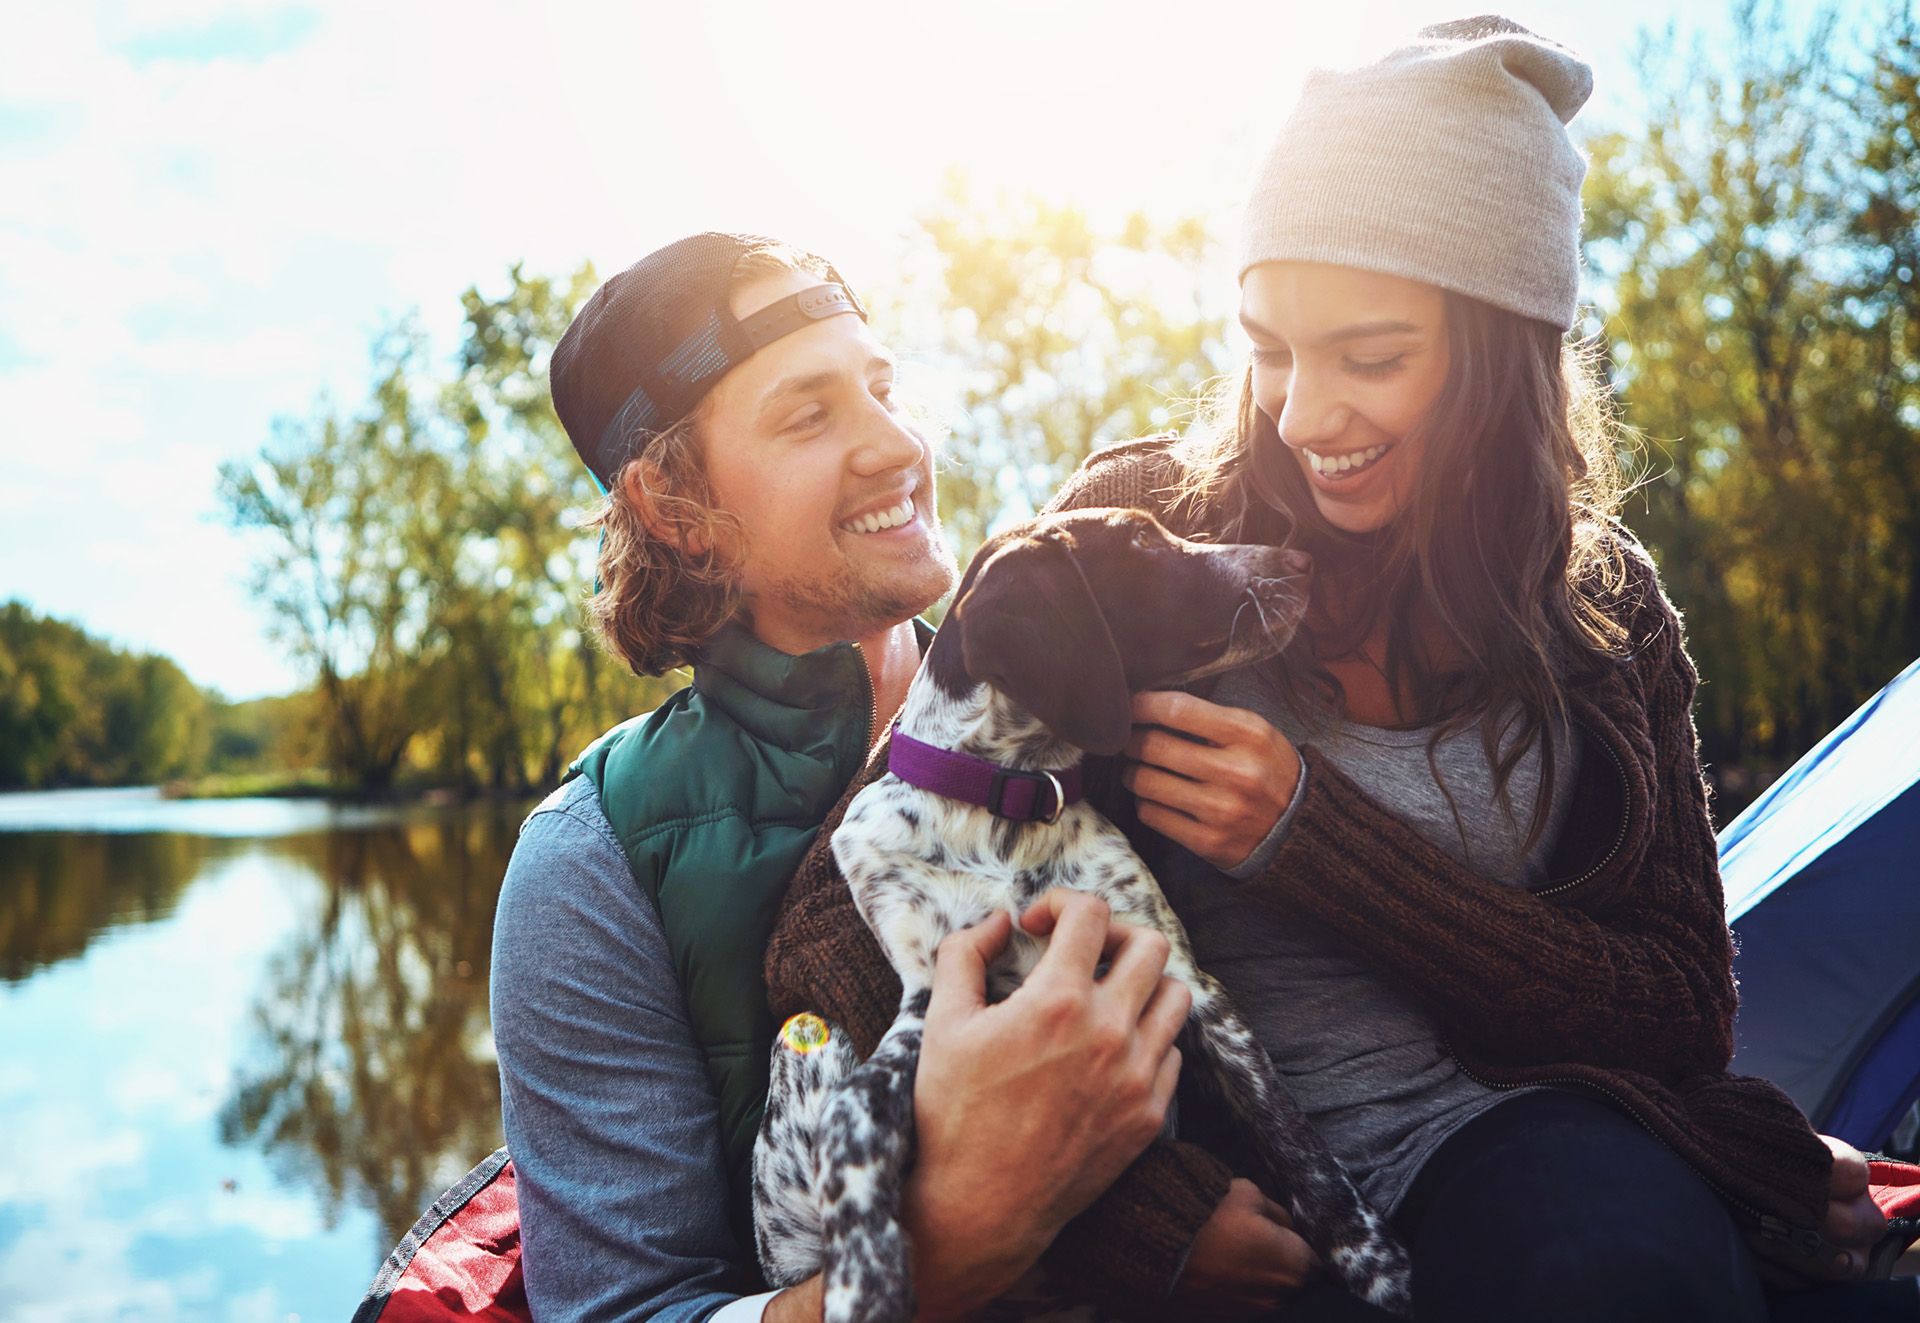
[[779, 1013, 832, 1055]]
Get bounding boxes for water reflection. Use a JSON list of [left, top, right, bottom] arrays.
[[1, 831, 216, 980], [221, 807, 526, 1250], [0, 792, 532, 1315]]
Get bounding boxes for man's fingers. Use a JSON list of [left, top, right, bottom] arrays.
[[1099, 922, 1177, 1009], [1018, 887, 1108, 937], [1019, 890, 1114, 983], [1150, 1042, 1182, 1115], [1136, 971, 1194, 1054], [928, 909, 1012, 1018]]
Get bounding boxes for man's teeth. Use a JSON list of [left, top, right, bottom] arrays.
[[842, 497, 916, 534], [1305, 444, 1392, 476]]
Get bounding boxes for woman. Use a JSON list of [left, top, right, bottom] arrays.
[[1058, 15, 1910, 1322], [765, 16, 1910, 1321]]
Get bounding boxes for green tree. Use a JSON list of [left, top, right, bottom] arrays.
[[433, 264, 668, 789], [1582, 1, 1920, 772], [220, 269, 677, 795], [903, 171, 1233, 563], [219, 330, 448, 792]]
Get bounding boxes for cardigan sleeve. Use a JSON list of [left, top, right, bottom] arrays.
[[1234, 551, 1738, 1080]]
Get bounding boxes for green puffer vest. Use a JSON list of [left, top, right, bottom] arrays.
[[570, 617, 930, 1259]]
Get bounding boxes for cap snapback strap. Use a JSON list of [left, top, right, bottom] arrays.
[[737, 283, 865, 349], [589, 282, 867, 487]]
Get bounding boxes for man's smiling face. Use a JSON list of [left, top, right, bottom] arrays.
[[699, 266, 957, 654]]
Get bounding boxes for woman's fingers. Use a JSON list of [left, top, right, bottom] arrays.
[[1123, 690, 1302, 872], [1822, 1134, 1872, 1200], [1126, 762, 1231, 823], [1135, 798, 1223, 862], [1131, 690, 1256, 745], [1817, 1134, 1886, 1270], [1124, 724, 1222, 779], [1175, 1177, 1319, 1313], [1255, 1188, 1297, 1230]]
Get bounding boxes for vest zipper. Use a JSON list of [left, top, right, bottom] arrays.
[[850, 641, 879, 752], [1529, 715, 1632, 899], [1444, 1044, 1825, 1256]]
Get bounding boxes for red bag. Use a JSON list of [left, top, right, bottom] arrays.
[[352, 1148, 529, 1323]]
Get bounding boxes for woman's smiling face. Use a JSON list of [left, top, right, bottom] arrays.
[[1239, 262, 1452, 535]]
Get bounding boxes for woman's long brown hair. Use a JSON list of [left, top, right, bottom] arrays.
[[1169, 292, 1632, 853]]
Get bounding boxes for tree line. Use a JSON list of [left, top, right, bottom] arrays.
[[20, 4, 1911, 811], [0, 601, 317, 791]]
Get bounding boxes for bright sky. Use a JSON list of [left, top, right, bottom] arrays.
[[0, 0, 1838, 698]]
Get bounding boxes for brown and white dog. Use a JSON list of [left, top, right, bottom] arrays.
[[751, 508, 1413, 1322]]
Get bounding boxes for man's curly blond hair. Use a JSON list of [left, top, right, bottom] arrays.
[[582, 244, 833, 676]]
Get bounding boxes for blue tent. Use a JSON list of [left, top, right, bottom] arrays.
[[1721, 657, 1920, 1152]]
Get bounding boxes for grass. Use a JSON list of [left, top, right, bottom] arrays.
[[160, 769, 340, 800]]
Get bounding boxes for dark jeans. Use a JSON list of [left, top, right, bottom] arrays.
[[1279, 1089, 1920, 1322]]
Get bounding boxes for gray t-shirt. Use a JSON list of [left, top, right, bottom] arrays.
[[1160, 665, 1581, 1215]]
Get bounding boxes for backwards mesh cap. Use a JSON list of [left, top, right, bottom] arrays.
[[550, 232, 867, 490]]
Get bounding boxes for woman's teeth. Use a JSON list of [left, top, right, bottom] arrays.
[[842, 496, 916, 534], [1305, 444, 1392, 477]]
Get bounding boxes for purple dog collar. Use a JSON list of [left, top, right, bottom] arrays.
[[887, 726, 1084, 824]]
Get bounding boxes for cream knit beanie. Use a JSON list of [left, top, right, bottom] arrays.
[[1239, 15, 1592, 331]]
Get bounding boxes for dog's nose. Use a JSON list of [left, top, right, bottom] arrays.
[[1280, 549, 1313, 577]]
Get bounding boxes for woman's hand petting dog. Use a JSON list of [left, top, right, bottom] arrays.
[[1173, 1177, 1321, 1319], [900, 893, 1193, 1321], [1123, 691, 1303, 871]]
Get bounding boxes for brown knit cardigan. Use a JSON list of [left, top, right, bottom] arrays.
[[763, 436, 1835, 1315]]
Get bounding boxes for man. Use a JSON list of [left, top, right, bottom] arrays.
[[489, 234, 1271, 1323]]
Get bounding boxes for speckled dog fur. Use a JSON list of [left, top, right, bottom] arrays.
[[751, 510, 1413, 1322]]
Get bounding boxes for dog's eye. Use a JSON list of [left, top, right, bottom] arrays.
[[1132, 527, 1157, 549]]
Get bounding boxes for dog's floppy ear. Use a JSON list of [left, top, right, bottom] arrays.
[[952, 532, 1132, 754]]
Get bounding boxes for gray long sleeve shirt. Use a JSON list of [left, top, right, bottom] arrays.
[[492, 777, 764, 1323]]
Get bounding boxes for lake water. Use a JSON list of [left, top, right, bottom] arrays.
[[0, 788, 534, 1321]]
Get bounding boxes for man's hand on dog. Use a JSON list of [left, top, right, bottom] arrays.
[[899, 893, 1191, 1320], [1123, 691, 1302, 871], [1174, 1178, 1320, 1318]]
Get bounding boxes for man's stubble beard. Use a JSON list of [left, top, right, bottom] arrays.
[[766, 516, 960, 640]]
